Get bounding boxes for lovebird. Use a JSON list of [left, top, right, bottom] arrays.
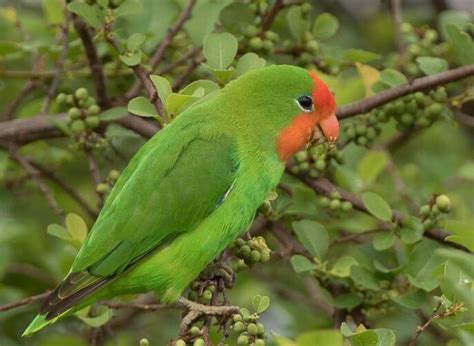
[[24, 65, 338, 335]]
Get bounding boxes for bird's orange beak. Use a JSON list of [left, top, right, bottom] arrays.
[[308, 71, 339, 144]]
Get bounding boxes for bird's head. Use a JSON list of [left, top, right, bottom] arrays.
[[224, 65, 339, 161]]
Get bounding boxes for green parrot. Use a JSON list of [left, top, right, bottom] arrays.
[[23, 65, 338, 335]]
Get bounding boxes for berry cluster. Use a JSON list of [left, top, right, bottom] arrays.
[[57, 89, 105, 148], [319, 191, 353, 213], [233, 237, 271, 269], [231, 311, 266, 345], [187, 282, 217, 305], [290, 144, 343, 178], [96, 169, 120, 197], [175, 336, 205, 346], [419, 194, 451, 230], [243, 28, 279, 54], [398, 23, 447, 77], [345, 87, 449, 147]]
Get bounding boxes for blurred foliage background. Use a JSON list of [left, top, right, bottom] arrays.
[[0, 0, 473, 345]]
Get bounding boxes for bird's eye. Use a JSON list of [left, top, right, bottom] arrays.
[[296, 95, 313, 112]]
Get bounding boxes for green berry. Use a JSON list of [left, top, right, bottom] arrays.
[[96, 183, 109, 194], [56, 93, 67, 104], [400, 113, 414, 126], [315, 159, 326, 171], [108, 169, 120, 180], [424, 29, 438, 42], [299, 162, 310, 172], [66, 94, 75, 104], [139, 339, 149, 346], [435, 194, 450, 212], [175, 340, 186, 346], [355, 124, 366, 135], [308, 168, 319, 179], [356, 136, 368, 146], [434, 87, 447, 102], [428, 103, 443, 117], [68, 107, 81, 119], [75, 88, 88, 100], [346, 127, 356, 139], [245, 25, 258, 37], [247, 323, 258, 336], [234, 321, 246, 333], [190, 326, 201, 335], [88, 104, 100, 115], [367, 114, 378, 125], [257, 323, 265, 335], [299, 52, 313, 64], [431, 205, 440, 216], [233, 314, 243, 322], [240, 245, 251, 256], [260, 250, 270, 262], [306, 40, 319, 53], [406, 100, 418, 113], [401, 22, 412, 34], [255, 339, 266, 346], [419, 205, 430, 217], [366, 127, 377, 140], [86, 97, 96, 107], [423, 219, 433, 230], [294, 150, 308, 162], [249, 37, 263, 50], [319, 196, 330, 207], [329, 199, 341, 210], [341, 201, 353, 212], [264, 31, 279, 42], [330, 191, 341, 199], [415, 117, 430, 127], [237, 335, 249, 345], [70, 119, 86, 133], [414, 92, 425, 105], [202, 289, 212, 302], [193, 338, 205, 346], [85, 116, 100, 129], [393, 100, 405, 114], [301, 3, 312, 14], [262, 40, 274, 52], [249, 250, 261, 263], [408, 44, 421, 56]]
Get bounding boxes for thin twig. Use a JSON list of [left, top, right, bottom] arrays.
[[390, 0, 405, 56], [42, 10, 71, 114], [409, 302, 442, 346], [84, 149, 102, 190], [172, 57, 203, 91], [70, 12, 109, 107], [0, 291, 51, 312], [2, 80, 37, 121], [261, 0, 284, 31]]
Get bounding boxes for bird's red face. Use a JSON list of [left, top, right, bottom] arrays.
[[276, 71, 339, 161]]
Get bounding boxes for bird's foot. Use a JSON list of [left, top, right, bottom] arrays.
[[201, 261, 235, 289]]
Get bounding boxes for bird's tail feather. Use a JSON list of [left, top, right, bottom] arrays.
[[22, 310, 69, 337]]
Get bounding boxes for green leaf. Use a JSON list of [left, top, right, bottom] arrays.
[[392, 289, 428, 309], [126, 33, 146, 51], [252, 295, 270, 314], [297, 330, 343, 346], [127, 97, 158, 117], [286, 6, 310, 40], [220, 2, 254, 33], [436, 249, 474, 280], [357, 151, 388, 186], [292, 220, 328, 259], [334, 293, 363, 310], [379, 69, 407, 87], [65, 213, 88, 243], [343, 49, 381, 63], [416, 57, 448, 76], [329, 255, 359, 278], [372, 231, 396, 251], [290, 255, 316, 273], [361, 192, 392, 222], [312, 13, 339, 40], [67, 2, 104, 29], [343, 327, 396, 346], [150, 75, 172, 104], [115, 0, 142, 18], [179, 80, 219, 96], [165, 93, 200, 115], [207, 67, 235, 82], [350, 266, 380, 290], [234, 53, 266, 77], [400, 216, 424, 244], [445, 24, 474, 65], [203, 32, 238, 70], [98, 107, 127, 121], [42, 0, 64, 25], [0, 41, 20, 56], [439, 10, 471, 40], [119, 49, 142, 66], [406, 240, 443, 291], [47, 224, 71, 241]]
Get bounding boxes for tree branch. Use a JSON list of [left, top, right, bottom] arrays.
[[261, 0, 284, 31], [70, 12, 109, 107], [0, 291, 51, 313], [336, 64, 474, 119]]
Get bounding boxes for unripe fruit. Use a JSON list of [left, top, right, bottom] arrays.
[[193, 338, 205, 346], [264, 31, 279, 42], [255, 339, 266, 346], [423, 219, 433, 229], [431, 205, 440, 216], [295, 151, 308, 162], [301, 3, 312, 14], [366, 127, 376, 140], [249, 37, 263, 50], [329, 199, 341, 210], [260, 250, 270, 262], [309, 169, 319, 179], [341, 201, 353, 212], [401, 22, 412, 34], [300, 52, 313, 64], [108, 169, 120, 180], [306, 40, 319, 53], [175, 340, 186, 346], [70, 119, 86, 133], [247, 323, 259, 336], [419, 205, 430, 217], [56, 93, 67, 104], [406, 100, 418, 113], [190, 326, 201, 335], [233, 321, 246, 333], [233, 313, 243, 322], [428, 103, 443, 117], [393, 100, 405, 114], [88, 104, 100, 115], [416, 117, 430, 127], [346, 127, 356, 139], [356, 136, 368, 146], [250, 250, 261, 263], [435, 194, 450, 212], [86, 97, 96, 107], [202, 289, 212, 302], [262, 40, 274, 52], [85, 116, 100, 129], [400, 113, 414, 126], [330, 191, 341, 199], [237, 335, 249, 345], [434, 87, 447, 102], [245, 25, 258, 37], [414, 92, 425, 105], [240, 245, 251, 256], [234, 238, 246, 247], [315, 159, 326, 171], [257, 323, 265, 335], [66, 94, 75, 104], [68, 107, 81, 119], [424, 29, 438, 42], [355, 124, 366, 135], [367, 114, 377, 125], [299, 162, 310, 172], [75, 88, 88, 100], [319, 196, 330, 207], [96, 183, 109, 194]]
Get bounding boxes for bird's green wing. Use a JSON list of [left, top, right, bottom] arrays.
[[40, 128, 238, 318]]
